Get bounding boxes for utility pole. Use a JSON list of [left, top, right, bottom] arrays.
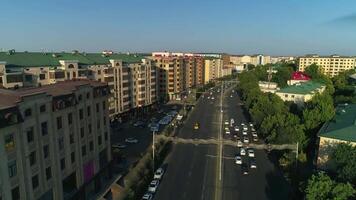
[[152, 130, 155, 174]]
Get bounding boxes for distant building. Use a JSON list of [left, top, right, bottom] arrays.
[[317, 103, 356, 170], [270, 56, 295, 64], [258, 81, 278, 93], [287, 71, 311, 85], [229, 54, 271, 68], [0, 80, 111, 200], [298, 54, 356, 77], [275, 81, 325, 105], [203, 58, 223, 83]]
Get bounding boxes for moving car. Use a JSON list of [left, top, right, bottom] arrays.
[[141, 193, 153, 200], [237, 140, 243, 147], [242, 131, 248, 136], [250, 158, 257, 169], [224, 120, 229, 125], [253, 137, 258, 142], [125, 137, 138, 144], [154, 168, 164, 180], [240, 147, 246, 156], [225, 129, 231, 134], [243, 125, 248, 131], [252, 131, 258, 137], [148, 180, 159, 193], [234, 126, 239, 131], [194, 122, 200, 130], [235, 155, 242, 164], [243, 137, 249, 143], [112, 143, 127, 149], [249, 122, 254, 127], [241, 163, 249, 175], [211, 96, 215, 100], [248, 149, 255, 157]]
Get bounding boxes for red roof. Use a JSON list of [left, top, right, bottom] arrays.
[[291, 71, 311, 81]]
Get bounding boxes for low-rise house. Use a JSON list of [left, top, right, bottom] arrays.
[[258, 81, 278, 93], [287, 71, 311, 85]]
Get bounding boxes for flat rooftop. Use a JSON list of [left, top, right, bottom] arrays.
[[277, 81, 324, 95], [318, 104, 356, 143]]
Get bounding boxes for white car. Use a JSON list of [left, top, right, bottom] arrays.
[[242, 131, 248, 136], [224, 120, 229, 125], [241, 123, 245, 126], [237, 140, 243, 147], [224, 127, 229, 131], [125, 138, 138, 144], [252, 132, 258, 137], [230, 118, 235, 124], [234, 126, 239, 131], [250, 159, 257, 169], [248, 149, 255, 157], [142, 193, 153, 200], [235, 156, 242, 164], [148, 180, 159, 193], [230, 95, 233, 98], [154, 168, 164, 180], [249, 122, 254, 127], [211, 96, 215, 100], [251, 127, 256, 132], [243, 137, 249, 143], [225, 130, 231, 134], [207, 96, 211, 99], [253, 137, 258, 142], [240, 147, 246, 156], [243, 126, 248, 131]]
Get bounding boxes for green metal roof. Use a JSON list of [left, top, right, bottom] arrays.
[[277, 81, 325, 95], [0, 51, 145, 68], [318, 104, 356, 142]]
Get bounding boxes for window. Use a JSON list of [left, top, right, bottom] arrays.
[[82, 145, 86, 156], [43, 145, 49, 159], [32, 175, 39, 190], [46, 167, 52, 180], [97, 120, 101, 129], [11, 186, 20, 200], [41, 122, 48, 136], [60, 158, 65, 170], [27, 127, 34, 143], [89, 141, 94, 151], [4, 134, 15, 151], [96, 103, 99, 113], [68, 113, 72, 125], [104, 132, 108, 141], [40, 105, 46, 113], [71, 152, 75, 163], [8, 160, 17, 178], [86, 92, 90, 99], [58, 138, 64, 151], [24, 108, 32, 117], [39, 73, 46, 80], [98, 135, 102, 146], [102, 101, 106, 110], [88, 124, 92, 134], [29, 151, 36, 166], [57, 116, 62, 130], [78, 94, 82, 101], [80, 127, 85, 138], [103, 117, 107, 126], [87, 106, 91, 116], [70, 134, 74, 144], [79, 109, 83, 119]]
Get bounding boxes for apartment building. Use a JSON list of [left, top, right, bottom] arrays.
[[0, 80, 111, 200], [229, 54, 271, 67], [298, 55, 356, 77], [0, 51, 157, 120], [203, 58, 223, 83]]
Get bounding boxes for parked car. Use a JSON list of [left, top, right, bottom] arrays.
[[225, 129, 231, 134], [235, 156, 242, 164], [234, 126, 239, 131], [242, 164, 249, 175], [125, 137, 138, 144], [240, 147, 246, 156], [243, 137, 249, 143], [154, 168, 165, 180], [194, 122, 200, 130], [248, 149, 255, 157], [224, 120, 229, 125], [141, 193, 153, 200], [237, 140, 243, 147], [253, 137, 258, 142], [112, 143, 127, 149], [133, 121, 145, 128], [148, 180, 160, 193], [252, 132, 258, 137], [250, 158, 257, 169], [242, 131, 248, 136]]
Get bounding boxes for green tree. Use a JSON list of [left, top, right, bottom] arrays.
[[332, 143, 356, 185], [273, 66, 294, 88], [305, 172, 355, 200]]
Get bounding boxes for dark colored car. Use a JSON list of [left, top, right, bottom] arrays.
[[241, 163, 249, 175]]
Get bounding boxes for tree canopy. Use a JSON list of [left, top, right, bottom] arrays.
[[332, 143, 356, 185]]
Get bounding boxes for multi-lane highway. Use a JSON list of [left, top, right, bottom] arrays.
[[154, 83, 290, 200]]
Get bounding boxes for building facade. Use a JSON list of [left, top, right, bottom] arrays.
[[0, 80, 111, 200], [203, 58, 223, 83], [298, 55, 356, 77], [0, 51, 157, 120], [229, 54, 271, 67]]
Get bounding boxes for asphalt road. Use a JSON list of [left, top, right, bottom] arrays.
[[154, 84, 291, 200]]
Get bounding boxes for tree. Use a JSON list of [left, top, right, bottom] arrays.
[[332, 143, 356, 185], [273, 66, 294, 88], [305, 172, 355, 200]]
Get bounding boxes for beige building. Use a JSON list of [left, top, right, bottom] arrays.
[[203, 58, 223, 83], [229, 54, 271, 67], [0, 80, 111, 200], [317, 104, 356, 170], [0, 51, 157, 120], [298, 55, 356, 77], [275, 81, 325, 105], [258, 81, 278, 93]]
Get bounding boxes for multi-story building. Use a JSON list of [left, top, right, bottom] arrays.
[[229, 54, 271, 67], [203, 58, 223, 83], [0, 80, 111, 200], [317, 103, 356, 170], [0, 51, 157, 120], [298, 55, 356, 77], [275, 81, 325, 105]]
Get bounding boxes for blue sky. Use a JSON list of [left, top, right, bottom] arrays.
[[1, 0, 356, 55]]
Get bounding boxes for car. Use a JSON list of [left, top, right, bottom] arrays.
[[142, 193, 153, 200], [253, 137, 258, 142], [248, 149, 255, 157], [241, 123, 245, 126], [225, 130, 231, 134], [250, 159, 257, 169], [194, 122, 200, 130], [251, 127, 256, 132], [233, 134, 238, 138], [157, 109, 164, 114], [241, 164, 249, 175], [249, 122, 254, 127], [234, 126, 239, 131], [148, 180, 159, 193], [240, 147, 246, 156], [176, 97, 181, 101], [243, 125, 248, 131], [125, 137, 138, 144], [230, 95, 233, 98], [237, 140, 243, 147], [211, 96, 215, 100], [224, 120, 229, 125], [176, 114, 183, 121], [112, 143, 127, 149], [243, 137, 249, 143], [154, 168, 164, 180], [242, 131, 248, 136], [230, 118, 235, 124], [133, 121, 145, 127], [235, 156, 242, 164], [207, 96, 211, 99], [252, 132, 258, 138]]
